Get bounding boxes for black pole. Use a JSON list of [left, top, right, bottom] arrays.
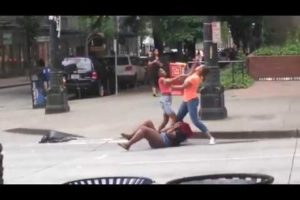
[[199, 16, 227, 120], [45, 17, 70, 114]]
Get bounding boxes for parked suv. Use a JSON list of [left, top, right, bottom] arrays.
[[62, 57, 107, 98], [102, 55, 146, 87]]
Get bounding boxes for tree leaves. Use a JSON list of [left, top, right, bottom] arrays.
[[219, 16, 263, 53]]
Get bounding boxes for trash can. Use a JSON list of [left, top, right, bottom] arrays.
[[0, 143, 3, 184], [166, 173, 274, 184], [30, 68, 47, 108], [64, 176, 154, 185]]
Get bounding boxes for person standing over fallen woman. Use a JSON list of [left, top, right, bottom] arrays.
[[171, 65, 216, 145], [118, 120, 194, 151], [157, 68, 186, 132]]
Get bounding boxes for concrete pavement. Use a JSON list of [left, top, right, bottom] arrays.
[[0, 76, 30, 89], [1, 81, 300, 140], [1, 81, 300, 184], [2, 137, 299, 184]]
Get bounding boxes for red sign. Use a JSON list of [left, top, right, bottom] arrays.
[[169, 62, 186, 96]]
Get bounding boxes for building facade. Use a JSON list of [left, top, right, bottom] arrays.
[[0, 16, 86, 77]]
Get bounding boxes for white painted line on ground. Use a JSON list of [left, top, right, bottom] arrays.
[[120, 154, 295, 165], [96, 154, 108, 160], [107, 139, 128, 143], [3, 138, 125, 148]]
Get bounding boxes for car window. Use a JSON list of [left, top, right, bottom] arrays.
[[117, 57, 129, 65], [62, 58, 92, 72], [130, 57, 139, 65], [138, 58, 148, 66]]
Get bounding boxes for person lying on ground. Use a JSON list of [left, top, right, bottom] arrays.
[[118, 120, 194, 151]]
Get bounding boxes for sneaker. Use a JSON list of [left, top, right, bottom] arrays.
[[209, 137, 216, 145]]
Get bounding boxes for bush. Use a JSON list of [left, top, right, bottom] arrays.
[[255, 44, 300, 56], [255, 28, 300, 56], [220, 64, 254, 89]]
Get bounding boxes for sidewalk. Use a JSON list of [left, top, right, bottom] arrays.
[[0, 81, 300, 141], [0, 76, 30, 89]]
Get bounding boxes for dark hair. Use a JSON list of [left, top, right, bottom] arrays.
[[170, 122, 193, 146], [171, 130, 188, 146], [201, 68, 209, 81]]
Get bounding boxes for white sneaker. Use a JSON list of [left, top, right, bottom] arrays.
[[209, 137, 216, 145]]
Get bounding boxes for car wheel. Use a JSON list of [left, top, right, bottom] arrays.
[[96, 82, 105, 97]]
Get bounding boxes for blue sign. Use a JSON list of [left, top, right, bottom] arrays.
[[31, 72, 46, 108]]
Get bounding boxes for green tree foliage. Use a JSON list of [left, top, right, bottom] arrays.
[[79, 16, 116, 38], [159, 16, 203, 44], [219, 16, 263, 54], [255, 28, 300, 56], [81, 16, 204, 58]]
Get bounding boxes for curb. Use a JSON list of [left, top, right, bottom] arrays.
[[0, 83, 30, 89], [191, 130, 299, 139]]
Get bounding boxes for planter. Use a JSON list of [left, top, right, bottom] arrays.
[[247, 55, 300, 80]]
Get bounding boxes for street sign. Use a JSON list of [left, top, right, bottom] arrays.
[[212, 22, 221, 44], [169, 62, 186, 96], [2, 33, 12, 45]]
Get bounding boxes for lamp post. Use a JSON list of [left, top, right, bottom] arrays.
[[251, 22, 256, 52], [45, 16, 70, 114], [199, 16, 227, 120]]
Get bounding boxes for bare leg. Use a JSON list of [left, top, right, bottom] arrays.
[[121, 120, 156, 140], [158, 114, 169, 132], [152, 87, 157, 96], [169, 113, 177, 126], [118, 126, 165, 150]]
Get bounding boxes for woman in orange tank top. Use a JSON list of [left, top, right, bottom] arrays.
[[171, 65, 216, 145]]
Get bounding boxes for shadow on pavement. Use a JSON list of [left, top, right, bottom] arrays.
[[5, 128, 84, 138]]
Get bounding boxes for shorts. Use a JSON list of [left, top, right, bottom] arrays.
[[160, 95, 175, 115], [160, 132, 172, 147]]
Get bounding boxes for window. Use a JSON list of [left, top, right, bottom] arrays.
[[130, 57, 139, 65], [62, 17, 68, 29], [117, 57, 129, 65], [62, 58, 92, 72]]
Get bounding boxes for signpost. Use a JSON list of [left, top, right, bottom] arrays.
[[212, 22, 221, 45]]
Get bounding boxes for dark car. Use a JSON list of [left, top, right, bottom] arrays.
[[62, 57, 108, 98]]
